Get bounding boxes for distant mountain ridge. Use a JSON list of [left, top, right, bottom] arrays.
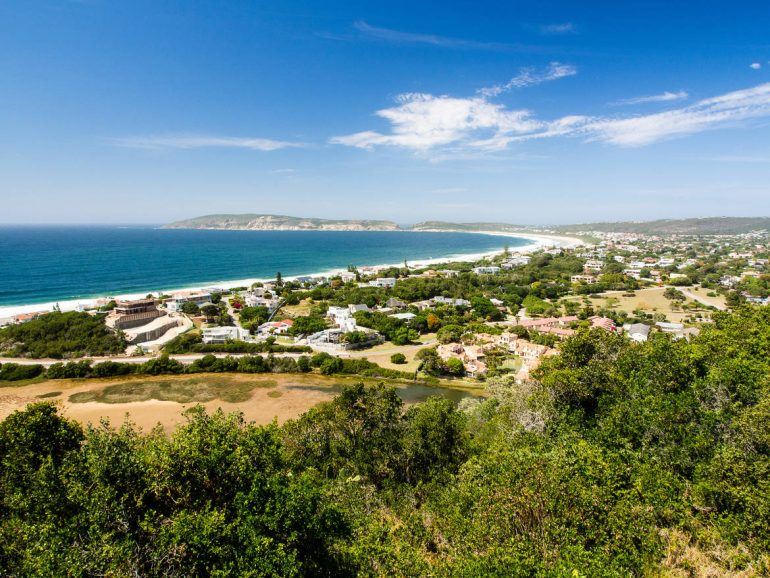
[[551, 217, 770, 235], [163, 214, 400, 231], [165, 215, 770, 235]]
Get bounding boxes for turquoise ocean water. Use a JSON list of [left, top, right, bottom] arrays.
[[0, 226, 525, 307]]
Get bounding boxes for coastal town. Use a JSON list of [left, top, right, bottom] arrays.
[[1, 227, 767, 389]]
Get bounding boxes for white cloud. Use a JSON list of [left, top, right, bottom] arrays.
[[112, 135, 304, 151], [332, 82, 770, 153], [588, 83, 770, 146], [613, 90, 689, 105], [479, 62, 577, 97], [540, 22, 576, 35], [750, 62, 762, 70], [330, 92, 543, 151]]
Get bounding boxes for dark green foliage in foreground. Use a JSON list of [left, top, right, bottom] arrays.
[[0, 311, 126, 359], [0, 404, 349, 576], [1, 306, 769, 575]]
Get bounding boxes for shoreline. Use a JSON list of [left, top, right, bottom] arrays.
[[0, 231, 582, 318]]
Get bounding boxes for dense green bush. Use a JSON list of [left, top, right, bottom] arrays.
[[0, 362, 45, 381], [0, 312, 126, 358], [390, 352, 406, 364], [2, 306, 769, 575]]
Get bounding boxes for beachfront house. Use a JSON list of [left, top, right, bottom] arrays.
[[369, 277, 397, 288], [202, 326, 250, 344], [165, 291, 212, 312], [473, 266, 501, 275]]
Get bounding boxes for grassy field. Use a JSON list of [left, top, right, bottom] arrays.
[[562, 286, 720, 323], [68, 375, 279, 404], [280, 298, 315, 317], [346, 333, 437, 372]]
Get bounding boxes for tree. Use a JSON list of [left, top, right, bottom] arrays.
[[200, 304, 220, 320], [437, 324, 464, 344], [471, 296, 503, 321], [180, 301, 200, 315], [663, 287, 686, 302], [390, 353, 407, 364], [296, 355, 311, 372], [445, 357, 465, 376], [391, 326, 418, 346], [288, 315, 327, 336]]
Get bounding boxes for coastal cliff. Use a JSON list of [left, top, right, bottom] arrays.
[[163, 214, 401, 231]]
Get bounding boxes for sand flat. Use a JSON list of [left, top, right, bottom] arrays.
[[0, 373, 482, 431]]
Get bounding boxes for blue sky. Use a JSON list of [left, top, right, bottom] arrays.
[[2, 0, 770, 225]]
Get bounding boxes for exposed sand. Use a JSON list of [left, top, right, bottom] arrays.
[[0, 372, 483, 432], [0, 374, 344, 431]]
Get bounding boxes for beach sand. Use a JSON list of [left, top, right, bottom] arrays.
[[0, 231, 583, 319]]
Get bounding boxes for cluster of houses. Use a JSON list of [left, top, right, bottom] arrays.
[[437, 331, 559, 379], [304, 304, 382, 350], [517, 315, 617, 338]]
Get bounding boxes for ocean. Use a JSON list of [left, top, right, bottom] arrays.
[[0, 226, 527, 308]]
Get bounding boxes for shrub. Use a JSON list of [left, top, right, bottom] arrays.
[[0, 363, 45, 381], [390, 353, 407, 364]]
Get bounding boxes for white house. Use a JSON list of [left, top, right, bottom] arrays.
[[473, 266, 501, 275], [165, 292, 212, 312], [389, 312, 416, 321], [202, 326, 249, 344], [369, 277, 397, 288], [623, 323, 651, 342]]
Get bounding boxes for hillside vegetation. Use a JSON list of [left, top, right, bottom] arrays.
[[1, 306, 768, 575], [0, 311, 126, 359], [163, 214, 400, 231], [554, 216, 770, 235], [168, 215, 770, 235]]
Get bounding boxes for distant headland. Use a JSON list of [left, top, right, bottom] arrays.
[[164, 214, 770, 236]]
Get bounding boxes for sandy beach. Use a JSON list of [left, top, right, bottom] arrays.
[[0, 230, 583, 319]]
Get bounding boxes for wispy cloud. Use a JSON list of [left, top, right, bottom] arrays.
[[352, 20, 547, 53], [479, 62, 577, 97], [750, 62, 762, 70], [111, 134, 304, 151], [540, 22, 576, 35], [612, 90, 689, 106], [588, 83, 770, 146], [332, 82, 770, 153]]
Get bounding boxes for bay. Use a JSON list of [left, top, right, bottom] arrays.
[[0, 226, 526, 307]]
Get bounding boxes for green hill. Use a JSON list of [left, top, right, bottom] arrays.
[[553, 216, 770, 235]]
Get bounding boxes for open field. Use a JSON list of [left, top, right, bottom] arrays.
[[0, 372, 482, 431], [279, 298, 315, 317], [562, 286, 721, 323], [345, 333, 437, 371]]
